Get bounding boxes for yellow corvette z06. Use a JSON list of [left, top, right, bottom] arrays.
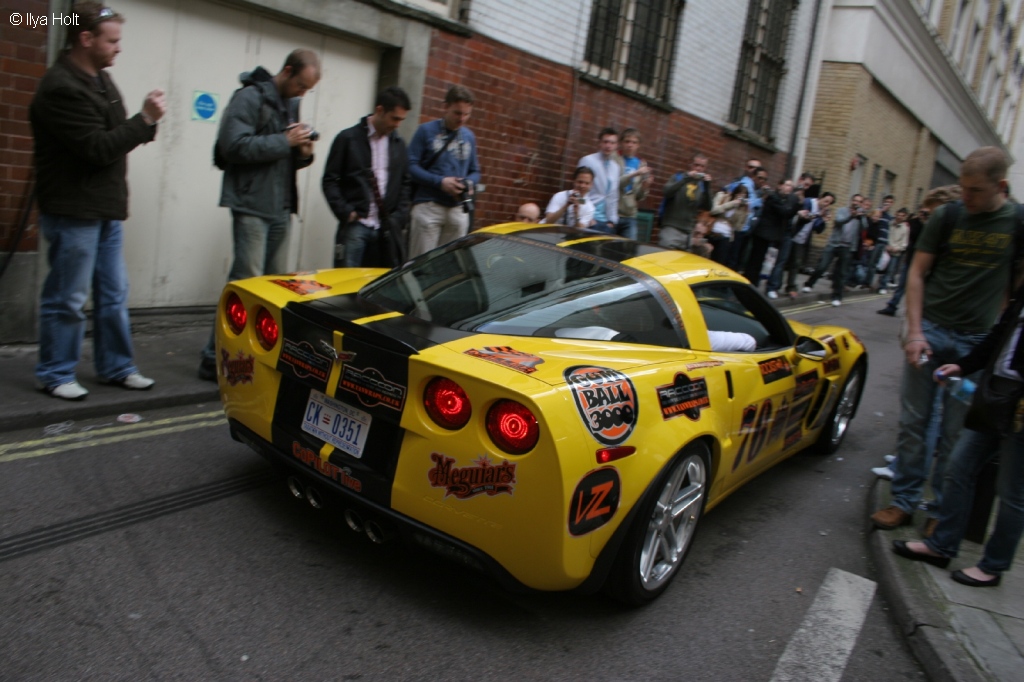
[[215, 224, 867, 604]]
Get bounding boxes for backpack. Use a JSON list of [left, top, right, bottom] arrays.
[[212, 85, 277, 170]]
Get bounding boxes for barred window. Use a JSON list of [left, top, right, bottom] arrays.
[[728, 0, 796, 141], [583, 0, 684, 101]]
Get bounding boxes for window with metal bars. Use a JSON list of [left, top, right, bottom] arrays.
[[728, 0, 797, 141], [582, 0, 684, 101]]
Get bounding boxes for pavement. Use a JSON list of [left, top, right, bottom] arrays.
[[1, 278, 1020, 681]]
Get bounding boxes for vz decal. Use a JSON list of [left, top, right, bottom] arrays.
[[564, 365, 638, 446], [758, 357, 793, 384], [656, 373, 710, 421], [568, 467, 621, 536]]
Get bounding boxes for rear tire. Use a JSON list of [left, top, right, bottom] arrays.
[[814, 360, 864, 454], [606, 441, 710, 606]]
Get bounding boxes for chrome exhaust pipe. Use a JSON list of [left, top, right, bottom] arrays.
[[364, 519, 392, 544], [286, 476, 305, 500], [306, 486, 324, 509], [344, 508, 364, 533]]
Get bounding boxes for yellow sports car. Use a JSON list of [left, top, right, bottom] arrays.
[[216, 224, 866, 604]]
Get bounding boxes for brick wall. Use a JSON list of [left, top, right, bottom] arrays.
[[0, 0, 47, 253], [420, 29, 790, 229]]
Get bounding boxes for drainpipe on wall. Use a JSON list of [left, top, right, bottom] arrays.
[[785, 0, 824, 179]]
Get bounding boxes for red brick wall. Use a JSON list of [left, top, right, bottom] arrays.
[[420, 29, 789, 228], [0, 0, 47, 252]]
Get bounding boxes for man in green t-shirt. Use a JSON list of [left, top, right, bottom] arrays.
[[872, 147, 1017, 532]]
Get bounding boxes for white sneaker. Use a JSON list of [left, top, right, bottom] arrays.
[[871, 466, 894, 480], [878, 288, 888, 294], [831, 299, 841, 307], [801, 286, 812, 293], [41, 380, 89, 401], [884, 454, 896, 464], [767, 290, 778, 299], [100, 372, 155, 390]]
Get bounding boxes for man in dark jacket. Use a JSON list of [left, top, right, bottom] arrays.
[[30, 1, 165, 400], [198, 49, 320, 380], [659, 153, 713, 251], [742, 179, 800, 289], [322, 87, 412, 268]]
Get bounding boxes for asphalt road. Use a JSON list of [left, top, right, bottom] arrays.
[[0, 295, 928, 681]]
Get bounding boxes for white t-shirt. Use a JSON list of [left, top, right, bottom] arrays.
[[545, 190, 595, 228]]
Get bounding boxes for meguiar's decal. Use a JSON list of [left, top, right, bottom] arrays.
[[464, 346, 544, 374], [564, 365, 638, 446], [819, 335, 839, 354], [684, 360, 724, 371], [656, 373, 710, 421], [270, 279, 332, 295], [569, 467, 621, 536], [758, 357, 793, 384], [279, 338, 332, 383], [824, 357, 841, 374], [794, 369, 819, 400], [428, 453, 516, 499], [292, 442, 362, 492], [220, 349, 254, 386], [339, 365, 407, 411]]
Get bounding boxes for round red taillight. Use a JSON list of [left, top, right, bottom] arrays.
[[226, 292, 247, 335], [486, 400, 539, 454], [255, 307, 279, 350], [424, 377, 472, 430]]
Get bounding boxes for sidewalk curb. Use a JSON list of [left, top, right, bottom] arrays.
[[867, 480, 988, 682]]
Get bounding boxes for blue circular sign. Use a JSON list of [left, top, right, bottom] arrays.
[[194, 93, 217, 120]]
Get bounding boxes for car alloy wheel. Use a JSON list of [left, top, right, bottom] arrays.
[[815, 362, 864, 454], [607, 442, 709, 605]]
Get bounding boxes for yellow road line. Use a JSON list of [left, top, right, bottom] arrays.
[[0, 419, 226, 464], [0, 410, 224, 455]]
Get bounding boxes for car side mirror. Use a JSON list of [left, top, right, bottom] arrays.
[[795, 335, 827, 361]]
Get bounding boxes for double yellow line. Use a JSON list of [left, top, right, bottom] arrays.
[[0, 410, 226, 464]]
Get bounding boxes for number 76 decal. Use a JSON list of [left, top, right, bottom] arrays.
[[732, 399, 773, 472]]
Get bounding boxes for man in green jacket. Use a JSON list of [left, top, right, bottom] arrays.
[[30, 1, 165, 400]]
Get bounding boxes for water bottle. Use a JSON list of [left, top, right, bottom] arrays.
[[944, 376, 976, 405]]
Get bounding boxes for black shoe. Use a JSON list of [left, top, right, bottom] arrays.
[[876, 307, 896, 316], [197, 359, 217, 382], [951, 569, 1001, 587], [892, 540, 950, 568]]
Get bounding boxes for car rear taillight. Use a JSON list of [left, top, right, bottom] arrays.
[[424, 377, 472, 429], [226, 292, 247, 335], [486, 400, 539, 454], [255, 307, 279, 350]]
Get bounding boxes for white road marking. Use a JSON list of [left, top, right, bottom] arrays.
[[769, 567, 877, 682]]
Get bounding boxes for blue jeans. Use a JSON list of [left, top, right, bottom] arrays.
[[36, 215, 138, 386], [925, 428, 1024, 576], [337, 221, 381, 267], [805, 244, 850, 300], [884, 251, 912, 310], [767, 235, 793, 293], [202, 210, 291, 364], [889, 319, 987, 515], [615, 216, 638, 240]]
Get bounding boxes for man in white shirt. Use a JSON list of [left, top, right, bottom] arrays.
[[577, 128, 622, 233], [545, 167, 596, 229]]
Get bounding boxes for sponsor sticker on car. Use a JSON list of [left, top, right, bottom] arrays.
[[564, 365, 638, 446], [301, 389, 372, 458]]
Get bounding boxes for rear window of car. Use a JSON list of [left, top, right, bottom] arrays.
[[361, 234, 686, 348]]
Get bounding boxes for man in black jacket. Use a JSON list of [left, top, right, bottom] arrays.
[[30, 1, 165, 400], [322, 87, 412, 267], [742, 178, 800, 290]]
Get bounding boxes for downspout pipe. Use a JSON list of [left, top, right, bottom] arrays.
[[786, 0, 824, 179]]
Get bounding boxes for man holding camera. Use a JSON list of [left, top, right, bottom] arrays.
[[659, 154, 714, 251], [802, 193, 868, 306], [407, 85, 481, 258], [544, 167, 596, 229], [322, 87, 412, 268], [197, 49, 320, 381]]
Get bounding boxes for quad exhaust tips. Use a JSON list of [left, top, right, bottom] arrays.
[[285, 476, 391, 544]]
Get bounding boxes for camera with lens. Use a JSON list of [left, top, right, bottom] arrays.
[[308, 130, 320, 141], [459, 179, 474, 214]]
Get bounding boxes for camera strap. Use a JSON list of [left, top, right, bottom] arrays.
[[422, 128, 460, 172]]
